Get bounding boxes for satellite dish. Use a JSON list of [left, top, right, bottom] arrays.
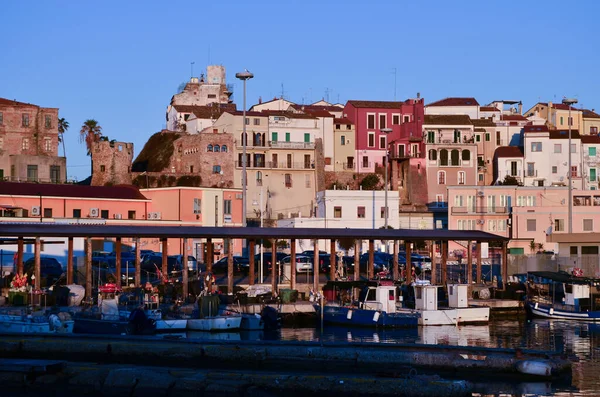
[[546, 226, 553, 235]]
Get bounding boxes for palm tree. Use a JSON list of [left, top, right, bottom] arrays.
[[58, 117, 69, 157], [80, 119, 102, 176]]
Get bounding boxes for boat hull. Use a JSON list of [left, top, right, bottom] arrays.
[[156, 319, 188, 331], [240, 314, 264, 330], [412, 307, 490, 326], [73, 317, 131, 335], [526, 301, 600, 321], [187, 316, 242, 331], [0, 315, 74, 334], [318, 305, 419, 328]]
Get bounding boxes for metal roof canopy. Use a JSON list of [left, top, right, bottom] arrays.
[[0, 238, 64, 245], [0, 224, 507, 242]]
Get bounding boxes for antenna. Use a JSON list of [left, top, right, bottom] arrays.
[[280, 83, 285, 99], [325, 88, 330, 103], [191, 62, 195, 78]]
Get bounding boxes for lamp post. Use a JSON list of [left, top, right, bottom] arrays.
[[381, 128, 393, 229], [235, 69, 254, 231], [562, 97, 578, 234]]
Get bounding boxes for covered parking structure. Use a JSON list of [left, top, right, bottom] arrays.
[[0, 224, 507, 299]]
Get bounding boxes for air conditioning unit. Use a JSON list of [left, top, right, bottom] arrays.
[[31, 206, 40, 216], [477, 191, 484, 197], [477, 219, 485, 225], [148, 212, 162, 220], [114, 214, 122, 220], [235, 194, 243, 199], [90, 208, 99, 217]]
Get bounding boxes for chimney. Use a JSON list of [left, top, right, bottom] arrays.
[[518, 102, 523, 115], [258, 96, 262, 104], [417, 92, 421, 99]]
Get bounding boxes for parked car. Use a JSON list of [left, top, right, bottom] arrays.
[[254, 252, 288, 272], [168, 255, 201, 272], [359, 252, 393, 272], [212, 256, 250, 273], [23, 257, 64, 286], [281, 255, 313, 273]]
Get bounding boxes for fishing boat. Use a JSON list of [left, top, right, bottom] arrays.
[[0, 312, 74, 334], [187, 295, 242, 332], [525, 270, 600, 321], [145, 309, 188, 332]]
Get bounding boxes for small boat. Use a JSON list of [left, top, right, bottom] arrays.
[[187, 315, 242, 331], [145, 309, 188, 332], [525, 270, 600, 321], [0, 312, 74, 334]]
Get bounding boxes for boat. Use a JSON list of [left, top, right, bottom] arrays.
[[398, 282, 490, 326], [525, 270, 600, 321], [315, 281, 420, 328], [145, 309, 188, 332], [0, 312, 74, 334], [187, 295, 242, 332]]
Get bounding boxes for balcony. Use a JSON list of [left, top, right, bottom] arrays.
[[426, 139, 476, 146], [269, 141, 315, 150], [342, 162, 355, 170], [451, 206, 508, 215], [235, 161, 315, 170], [234, 139, 268, 149], [390, 152, 421, 160]]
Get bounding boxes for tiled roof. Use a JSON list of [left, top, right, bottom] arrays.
[[334, 118, 354, 125], [480, 106, 499, 112], [583, 109, 600, 119], [190, 104, 237, 119], [474, 128, 486, 132], [0, 97, 39, 107], [346, 100, 404, 109], [495, 146, 523, 158], [582, 135, 600, 144], [0, 182, 148, 200], [523, 125, 549, 133], [302, 109, 334, 118], [226, 110, 267, 117], [261, 110, 317, 119], [290, 104, 341, 112], [549, 130, 581, 140], [426, 97, 480, 107], [471, 118, 495, 127], [538, 102, 579, 111], [423, 115, 472, 125], [500, 114, 528, 121]]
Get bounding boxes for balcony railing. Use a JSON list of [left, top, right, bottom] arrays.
[[269, 141, 315, 149], [343, 162, 355, 170], [390, 152, 421, 160], [451, 206, 508, 215], [426, 139, 476, 145], [235, 161, 315, 170]]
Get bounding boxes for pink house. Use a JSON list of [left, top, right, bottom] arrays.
[[343, 98, 424, 173]]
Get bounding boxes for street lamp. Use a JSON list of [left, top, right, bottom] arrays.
[[236, 69, 254, 230], [381, 128, 393, 230], [562, 97, 578, 234]]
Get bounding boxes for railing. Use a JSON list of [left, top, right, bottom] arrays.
[[342, 162, 355, 170], [3, 176, 65, 184], [426, 139, 476, 145], [234, 140, 268, 149], [269, 141, 315, 149], [451, 206, 508, 215], [234, 161, 315, 170]]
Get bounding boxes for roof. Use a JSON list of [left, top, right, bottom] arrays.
[[423, 115, 472, 125], [189, 104, 236, 119], [290, 104, 341, 113], [0, 97, 39, 107], [494, 146, 523, 158], [0, 224, 507, 241], [549, 130, 581, 140], [225, 110, 266, 117], [536, 102, 579, 111], [528, 271, 599, 284], [346, 100, 405, 109], [0, 182, 148, 200], [471, 118, 495, 127], [334, 118, 354, 125], [582, 109, 600, 119], [426, 97, 480, 107], [500, 114, 528, 121], [261, 110, 317, 119], [302, 109, 334, 118], [581, 135, 600, 144], [523, 125, 549, 133], [479, 106, 499, 112]]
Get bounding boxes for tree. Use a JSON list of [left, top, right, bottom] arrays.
[[500, 175, 520, 186], [360, 174, 380, 190], [529, 240, 536, 254], [80, 119, 102, 176], [58, 117, 69, 157]]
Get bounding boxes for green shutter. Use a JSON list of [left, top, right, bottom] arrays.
[[509, 248, 525, 255], [272, 132, 278, 142], [304, 133, 310, 143], [589, 147, 597, 156], [591, 168, 596, 182], [285, 132, 290, 142]]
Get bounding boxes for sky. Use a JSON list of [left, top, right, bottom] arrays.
[[1, 0, 599, 181]]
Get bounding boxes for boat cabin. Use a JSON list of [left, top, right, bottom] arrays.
[[448, 284, 469, 308], [361, 285, 397, 313], [414, 283, 438, 311]]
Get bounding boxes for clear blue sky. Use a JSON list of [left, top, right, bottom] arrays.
[[1, 0, 598, 181]]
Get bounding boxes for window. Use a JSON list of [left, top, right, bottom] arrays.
[[256, 171, 262, 186], [43, 208, 52, 218], [128, 210, 136, 220], [45, 115, 52, 128], [527, 219, 536, 232], [393, 115, 400, 125], [22, 113, 29, 127], [531, 142, 542, 152], [458, 171, 466, 185], [591, 127, 599, 134], [240, 133, 247, 146], [569, 117, 573, 126], [347, 124, 351, 130], [73, 209, 81, 218], [485, 133, 490, 142], [304, 133, 310, 143], [0, 137, 3, 150], [357, 206, 366, 218], [590, 168, 597, 182], [223, 200, 232, 215], [478, 173, 484, 182], [475, 134, 481, 142], [245, 117, 250, 125], [101, 210, 109, 219], [22, 138, 29, 150], [571, 166, 578, 177], [552, 166, 557, 174], [554, 144, 562, 153], [438, 171, 446, 184], [380, 206, 388, 219], [253, 118, 260, 125], [450, 149, 459, 166], [27, 165, 37, 182], [427, 131, 435, 143], [439, 149, 448, 166], [362, 156, 368, 168], [285, 173, 292, 188], [0, 112, 2, 124], [453, 130, 461, 143], [305, 174, 311, 188], [254, 153, 265, 167], [335, 124, 340, 130], [285, 132, 290, 142], [304, 154, 311, 169], [428, 149, 437, 161], [221, 145, 227, 152], [334, 206, 342, 218], [100, 165, 106, 172], [496, 131, 501, 145], [397, 145, 405, 157], [44, 138, 51, 151], [570, 246, 578, 256], [379, 114, 386, 129], [583, 219, 593, 232], [286, 154, 292, 168], [213, 165, 221, 174], [207, 144, 213, 152], [559, 116, 564, 126], [455, 195, 464, 206], [50, 165, 60, 183], [367, 114, 375, 129], [461, 150, 470, 161], [589, 147, 597, 156], [526, 163, 535, 177], [403, 115, 410, 123], [368, 133, 375, 147], [554, 219, 564, 232], [571, 144, 576, 154], [193, 198, 201, 214], [271, 153, 278, 168], [379, 135, 386, 149], [436, 195, 444, 207], [510, 161, 518, 176], [340, 135, 346, 145], [272, 132, 278, 142], [213, 145, 220, 152]]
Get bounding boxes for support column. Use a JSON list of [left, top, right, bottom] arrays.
[[501, 240, 508, 291], [67, 237, 74, 285], [161, 238, 168, 283], [441, 241, 448, 285], [206, 238, 213, 273], [467, 240, 473, 285], [476, 241, 482, 284], [17, 237, 24, 276], [182, 238, 189, 300], [368, 240, 375, 279], [85, 237, 92, 298], [249, 240, 256, 286], [135, 238, 141, 287], [393, 240, 399, 281], [430, 242, 436, 284], [354, 240, 360, 282], [34, 237, 41, 290], [406, 241, 412, 284], [115, 237, 122, 289], [313, 239, 319, 293], [290, 239, 296, 290], [227, 238, 234, 294], [330, 239, 336, 281], [271, 239, 278, 294]]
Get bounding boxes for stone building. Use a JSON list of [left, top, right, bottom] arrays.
[[0, 97, 66, 183], [91, 140, 134, 186]]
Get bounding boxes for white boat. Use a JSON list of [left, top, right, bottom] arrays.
[[0, 313, 74, 334], [398, 282, 489, 326], [145, 309, 188, 331], [187, 315, 242, 331]]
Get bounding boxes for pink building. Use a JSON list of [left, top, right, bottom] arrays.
[[343, 98, 424, 173]]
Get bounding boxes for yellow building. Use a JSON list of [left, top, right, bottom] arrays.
[[582, 109, 600, 135], [524, 101, 582, 130]]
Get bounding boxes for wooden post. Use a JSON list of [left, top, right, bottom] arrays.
[[330, 239, 336, 281], [249, 240, 256, 286], [34, 237, 41, 290], [227, 238, 234, 294], [67, 237, 74, 285], [135, 238, 141, 287], [368, 239, 375, 279], [182, 238, 189, 300], [393, 240, 399, 281], [501, 241, 508, 291], [17, 237, 24, 276], [85, 237, 92, 298], [115, 237, 122, 289], [476, 241, 482, 284], [290, 239, 296, 290], [430, 241, 436, 284], [441, 241, 448, 285], [271, 239, 278, 294], [161, 238, 168, 284], [406, 241, 412, 284], [467, 240, 473, 285], [313, 239, 319, 293], [354, 240, 360, 282], [206, 238, 213, 273]]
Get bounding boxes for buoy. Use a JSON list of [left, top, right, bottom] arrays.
[[516, 360, 552, 377], [346, 310, 353, 320], [373, 312, 380, 322]]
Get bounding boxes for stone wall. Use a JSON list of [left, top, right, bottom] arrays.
[[91, 141, 133, 186]]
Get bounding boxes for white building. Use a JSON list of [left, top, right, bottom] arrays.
[[581, 135, 600, 190], [425, 97, 481, 119], [250, 98, 295, 112], [494, 146, 524, 185]]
